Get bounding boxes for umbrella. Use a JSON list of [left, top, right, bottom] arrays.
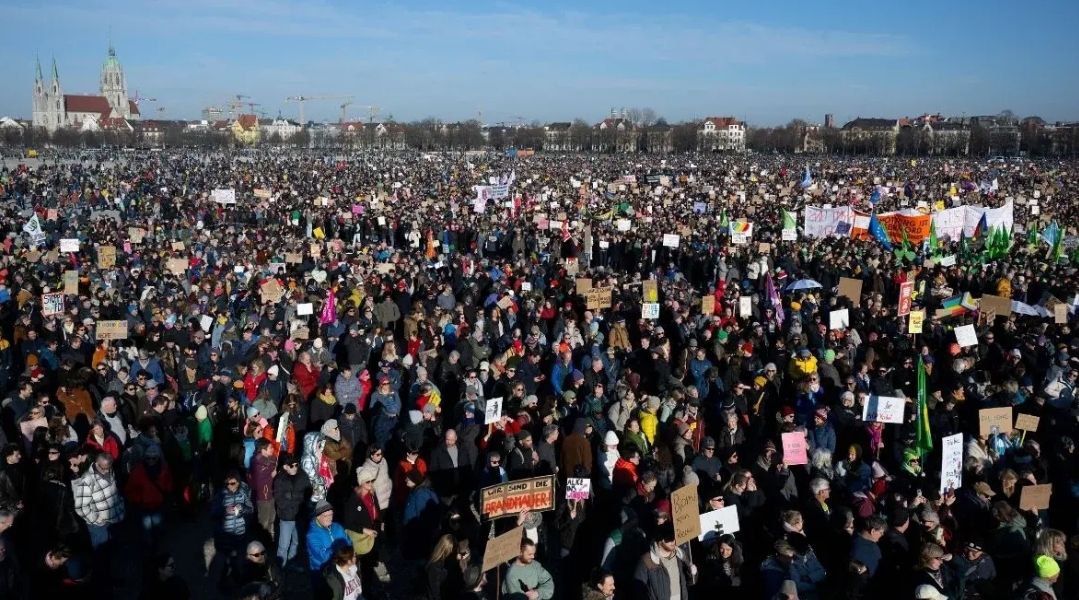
[[785, 279, 822, 291]]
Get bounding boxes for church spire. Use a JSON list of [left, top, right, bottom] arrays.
[[108, 29, 115, 57], [51, 55, 59, 81], [35, 55, 43, 82]]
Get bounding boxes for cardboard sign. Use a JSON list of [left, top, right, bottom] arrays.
[[781, 228, 797, 241], [862, 395, 906, 424], [758, 242, 772, 254], [1014, 413, 1040, 432], [63, 270, 79, 295], [296, 303, 313, 316], [576, 278, 593, 295], [1055, 303, 1068, 324], [829, 308, 850, 330], [59, 238, 80, 253], [254, 188, 272, 199], [979, 406, 1013, 437], [739, 296, 752, 318], [586, 287, 612, 310], [838, 277, 862, 306], [698, 505, 741, 543], [908, 310, 925, 334], [200, 315, 214, 333], [95, 320, 128, 340], [671, 484, 701, 545], [97, 245, 116, 269], [662, 233, 680, 248], [166, 258, 188, 275], [481, 526, 524, 572], [565, 478, 591, 501], [979, 294, 1012, 317], [782, 432, 809, 465], [171, 241, 185, 251], [642, 303, 660, 320], [128, 227, 145, 243], [211, 188, 236, 204], [642, 280, 658, 303], [41, 292, 64, 317], [898, 281, 914, 316], [285, 252, 303, 264], [484, 397, 504, 424], [940, 433, 964, 494], [1019, 484, 1052, 511], [701, 295, 715, 315], [260, 279, 285, 304], [954, 324, 978, 348], [480, 475, 555, 519], [497, 296, 514, 310]]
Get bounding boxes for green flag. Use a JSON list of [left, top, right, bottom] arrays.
[[1027, 226, 1039, 252], [1049, 222, 1064, 262], [915, 356, 933, 459], [719, 210, 729, 230], [782, 209, 797, 230]]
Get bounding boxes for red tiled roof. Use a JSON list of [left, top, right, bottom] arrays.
[[705, 116, 741, 127], [98, 117, 131, 131], [64, 95, 111, 114], [237, 114, 258, 130]]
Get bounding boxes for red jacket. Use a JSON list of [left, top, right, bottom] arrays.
[[85, 433, 122, 461], [124, 462, 175, 512], [244, 371, 268, 403], [293, 363, 321, 400], [613, 457, 639, 489]]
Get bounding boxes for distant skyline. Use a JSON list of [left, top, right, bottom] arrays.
[[3, 0, 1078, 126]]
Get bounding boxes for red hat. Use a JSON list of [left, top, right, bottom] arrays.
[[781, 406, 795, 417], [30, 367, 44, 379], [814, 408, 829, 421], [948, 343, 961, 357], [741, 343, 754, 355]]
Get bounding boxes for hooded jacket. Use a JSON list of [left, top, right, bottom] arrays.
[[301, 431, 330, 502]]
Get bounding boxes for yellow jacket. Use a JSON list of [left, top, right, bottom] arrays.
[[639, 409, 658, 445], [789, 355, 818, 380]]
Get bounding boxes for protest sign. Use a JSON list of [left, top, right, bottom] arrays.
[[1014, 413, 1040, 432], [862, 395, 906, 424], [97, 245, 116, 269], [698, 506, 740, 543], [898, 282, 914, 316], [576, 278, 593, 294], [838, 277, 862, 306], [781, 432, 808, 465], [63, 270, 79, 295], [200, 315, 214, 333], [671, 484, 701, 544], [662, 233, 680, 248], [908, 310, 925, 334], [481, 526, 524, 572], [642, 303, 660, 319], [254, 188, 272, 199], [480, 476, 555, 519], [642, 280, 658, 302], [60, 238, 80, 253], [296, 303, 313, 316], [95, 320, 128, 341], [829, 308, 849, 330], [285, 252, 303, 264], [166, 258, 188, 275], [586, 287, 612, 310], [259, 279, 285, 304], [979, 406, 1012, 437], [565, 478, 591, 501], [42, 292, 64, 316], [701, 296, 715, 315], [954, 324, 978, 347], [484, 397, 503, 424], [940, 433, 964, 494], [739, 296, 752, 318], [781, 228, 797, 241], [979, 294, 1012, 317], [1055, 304, 1068, 324], [128, 227, 145, 243], [1019, 484, 1052, 511], [211, 188, 236, 204], [615, 218, 631, 232], [171, 241, 185, 251]]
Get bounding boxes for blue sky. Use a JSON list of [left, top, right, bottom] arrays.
[[3, 0, 1077, 126]]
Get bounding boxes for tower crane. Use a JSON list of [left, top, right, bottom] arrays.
[[285, 95, 353, 125]]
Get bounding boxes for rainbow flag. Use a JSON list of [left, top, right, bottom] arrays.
[[729, 220, 752, 235], [938, 292, 977, 317]]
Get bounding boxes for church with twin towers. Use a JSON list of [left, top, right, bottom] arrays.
[[32, 41, 140, 132]]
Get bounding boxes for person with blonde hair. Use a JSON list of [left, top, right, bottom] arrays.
[[425, 533, 457, 600]]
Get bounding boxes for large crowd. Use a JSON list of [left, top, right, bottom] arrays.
[[0, 148, 1076, 600]]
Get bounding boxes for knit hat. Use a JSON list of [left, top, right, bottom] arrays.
[[320, 419, 341, 441], [314, 499, 333, 517], [246, 406, 260, 419], [1035, 555, 1060, 579], [604, 430, 619, 446], [267, 365, 279, 377], [356, 465, 378, 485], [195, 405, 209, 421]]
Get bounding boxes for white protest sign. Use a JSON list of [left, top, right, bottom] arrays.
[[954, 324, 978, 347], [739, 296, 752, 318], [616, 219, 631, 232], [662, 234, 680, 248], [484, 397, 504, 424], [829, 308, 850, 330], [642, 303, 660, 320], [297, 303, 314, 316], [211, 188, 237, 204], [698, 505, 741, 543], [59, 238, 80, 253], [200, 315, 214, 332], [565, 478, 591, 500], [940, 433, 964, 494], [41, 292, 65, 316], [782, 228, 797, 241], [862, 395, 906, 424]]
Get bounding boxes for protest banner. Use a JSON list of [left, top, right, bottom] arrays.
[[1014, 413, 1040, 432], [940, 433, 964, 494], [63, 270, 79, 295], [1019, 484, 1052, 511], [481, 526, 524, 572], [979, 294, 1012, 316], [701, 295, 715, 315], [671, 484, 701, 544], [586, 287, 612, 310], [781, 432, 809, 465], [95, 320, 129, 341], [565, 478, 591, 501], [662, 233, 680, 248], [480, 476, 555, 519], [167, 258, 188, 275], [838, 277, 863, 306], [908, 310, 925, 334], [42, 292, 64, 316], [898, 282, 914, 316], [576, 278, 593, 294], [829, 309, 850, 330], [642, 303, 660, 319], [698, 505, 740, 544], [97, 245, 116, 269], [60, 238, 80, 253], [862, 395, 906, 424], [979, 407, 1013, 437]]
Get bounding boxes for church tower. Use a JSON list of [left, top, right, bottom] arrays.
[[48, 57, 64, 131], [100, 40, 129, 118], [32, 57, 47, 129]]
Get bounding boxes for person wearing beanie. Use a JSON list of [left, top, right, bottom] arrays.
[[305, 499, 350, 572], [595, 430, 620, 489], [1020, 555, 1060, 600]]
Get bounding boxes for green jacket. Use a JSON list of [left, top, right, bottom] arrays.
[[502, 559, 555, 600]]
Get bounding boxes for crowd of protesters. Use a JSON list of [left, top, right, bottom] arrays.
[[0, 147, 1076, 600]]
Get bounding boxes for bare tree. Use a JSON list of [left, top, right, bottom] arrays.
[[640, 108, 658, 127]]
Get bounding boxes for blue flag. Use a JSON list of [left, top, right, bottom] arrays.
[[869, 213, 893, 250], [800, 165, 812, 189]]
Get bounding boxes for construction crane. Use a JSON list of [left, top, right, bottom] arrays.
[[339, 101, 353, 123], [227, 94, 250, 119], [156, 106, 166, 120], [246, 101, 261, 114], [286, 95, 353, 125], [131, 91, 156, 106]]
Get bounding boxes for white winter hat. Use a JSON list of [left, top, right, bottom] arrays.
[[604, 430, 620, 447]]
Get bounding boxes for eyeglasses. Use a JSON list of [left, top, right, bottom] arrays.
[[248, 552, 264, 558]]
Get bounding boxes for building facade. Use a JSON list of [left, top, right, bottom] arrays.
[[698, 117, 745, 151], [32, 43, 140, 132]]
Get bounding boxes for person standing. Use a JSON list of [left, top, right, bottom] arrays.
[[274, 454, 311, 569], [503, 538, 555, 600], [73, 452, 125, 549], [633, 524, 695, 600]]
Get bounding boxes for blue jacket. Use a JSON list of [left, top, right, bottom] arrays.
[[402, 484, 440, 525], [807, 423, 837, 456], [550, 361, 571, 396], [306, 521, 351, 571]]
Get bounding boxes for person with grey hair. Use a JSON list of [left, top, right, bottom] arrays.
[[228, 539, 282, 597]]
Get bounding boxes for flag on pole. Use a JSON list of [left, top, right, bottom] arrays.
[[915, 356, 933, 459], [928, 219, 941, 257], [869, 213, 893, 250], [319, 288, 337, 325], [765, 273, 784, 327], [781, 209, 797, 230], [800, 165, 812, 189]]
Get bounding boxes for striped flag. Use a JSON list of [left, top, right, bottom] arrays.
[[915, 356, 933, 459]]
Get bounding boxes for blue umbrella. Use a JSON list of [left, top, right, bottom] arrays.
[[785, 279, 822, 291]]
